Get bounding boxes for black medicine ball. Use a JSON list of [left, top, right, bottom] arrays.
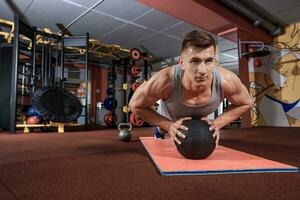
[[175, 119, 216, 159]]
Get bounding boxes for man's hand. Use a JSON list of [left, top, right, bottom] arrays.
[[169, 117, 192, 145], [201, 117, 220, 148]]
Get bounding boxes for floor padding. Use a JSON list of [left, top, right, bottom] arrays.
[[140, 137, 298, 175]]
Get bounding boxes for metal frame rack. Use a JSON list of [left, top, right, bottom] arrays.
[[10, 15, 37, 133], [61, 33, 90, 130]]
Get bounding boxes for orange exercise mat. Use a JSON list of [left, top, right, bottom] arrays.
[[140, 137, 298, 176]]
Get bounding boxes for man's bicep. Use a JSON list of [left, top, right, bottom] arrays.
[[131, 92, 159, 108]]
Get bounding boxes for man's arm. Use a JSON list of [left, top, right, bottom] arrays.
[[129, 68, 173, 131], [212, 69, 253, 130]]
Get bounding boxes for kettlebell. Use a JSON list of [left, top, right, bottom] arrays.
[[118, 123, 132, 142]]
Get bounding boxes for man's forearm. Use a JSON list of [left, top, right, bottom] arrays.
[[131, 107, 172, 132], [213, 104, 251, 129]]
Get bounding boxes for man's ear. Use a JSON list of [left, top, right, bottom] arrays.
[[179, 57, 184, 70]]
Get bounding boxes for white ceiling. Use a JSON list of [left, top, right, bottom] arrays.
[[0, 0, 299, 73]]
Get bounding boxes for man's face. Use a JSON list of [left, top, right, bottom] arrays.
[[180, 45, 215, 87]]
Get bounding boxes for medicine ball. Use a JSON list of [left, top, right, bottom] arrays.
[[175, 119, 216, 159], [26, 116, 40, 125], [106, 88, 115, 96], [26, 106, 39, 117], [103, 97, 118, 111]]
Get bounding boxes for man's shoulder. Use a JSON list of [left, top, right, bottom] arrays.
[[160, 65, 176, 73], [146, 66, 174, 99], [216, 66, 238, 81], [216, 65, 233, 75], [216, 66, 242, 96], [153, 65, 174, 80]]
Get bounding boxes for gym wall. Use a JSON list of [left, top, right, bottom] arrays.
[[249, 22, 300, 127]]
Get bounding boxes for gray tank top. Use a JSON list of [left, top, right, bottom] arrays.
[[157, 64, 224, 121]]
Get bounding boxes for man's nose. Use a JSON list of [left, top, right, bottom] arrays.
[[197, 63, 207, 74]]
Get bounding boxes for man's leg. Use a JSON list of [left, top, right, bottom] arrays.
[[155, 100, 172, 139]]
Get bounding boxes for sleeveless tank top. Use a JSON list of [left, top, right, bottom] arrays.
[[157, 64, 224, 121]]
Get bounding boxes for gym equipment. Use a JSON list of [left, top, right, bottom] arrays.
[[175, 119, 216, 159], [247, 47, 271, 58], [103, 97, 118, 111], [26, 116, 40, 125], [104, 112, 117, 127], [238, 40, 271, 58], [131, 82, 141, 92], [26, 106, 39, 117], [118, 123, 132, 142], [17, 121, 80, 134], [107, 71, 117, 83], [130, 48, 141, 60], [254, 58, 262, 67], [8, 16, 37, 133], [122, 83, 128, 91], [106, 88, 115, 96], [123, 106, 129, 113], [32, 87, 82, 123], [62, 33, 90, 130], [131, 76, 141, 82], [131, 65, 141, 76], [140, 137, 299, 176], [130, 113, 145, 127]]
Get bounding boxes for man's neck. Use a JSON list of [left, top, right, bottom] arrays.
[[182, 74, 213, 95]]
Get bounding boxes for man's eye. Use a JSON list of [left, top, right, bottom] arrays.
[[205, 59, 213, 64]]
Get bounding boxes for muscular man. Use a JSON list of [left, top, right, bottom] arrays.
[[129, 30, 252, 146]]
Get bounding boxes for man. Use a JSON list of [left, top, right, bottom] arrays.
[[129, 30, 252, 147]]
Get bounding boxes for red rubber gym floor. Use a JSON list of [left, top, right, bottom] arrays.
[[0, 127, 299, 200]]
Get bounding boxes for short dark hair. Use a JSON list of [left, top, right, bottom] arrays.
[[181, 30, 216, 53]]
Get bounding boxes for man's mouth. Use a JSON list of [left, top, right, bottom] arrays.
[[195, 76, 207, 81]]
